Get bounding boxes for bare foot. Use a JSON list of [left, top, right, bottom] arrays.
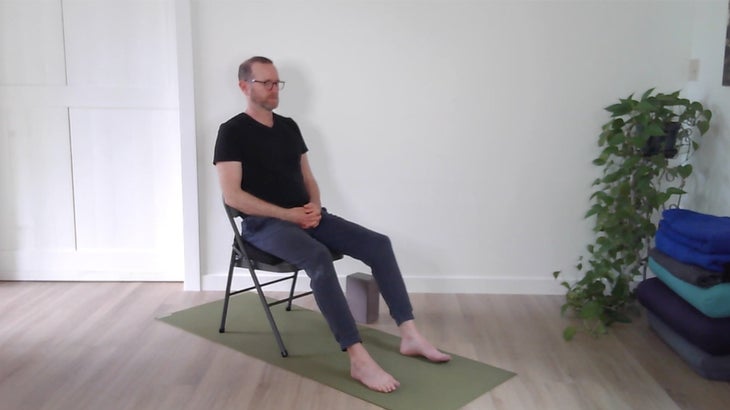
[[399, 320, 451, 362], [348, 343, 400, 393]]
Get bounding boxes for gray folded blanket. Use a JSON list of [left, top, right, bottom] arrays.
[[649, 248, 730, 288]]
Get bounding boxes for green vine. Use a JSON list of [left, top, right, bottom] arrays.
[[554, 89, 712, 340]]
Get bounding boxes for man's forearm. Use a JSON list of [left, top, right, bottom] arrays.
[[224, 190, 290, 220], [305, 180, 321, 208], [300, 153, 321, 208]]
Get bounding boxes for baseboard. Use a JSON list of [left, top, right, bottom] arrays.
[[0, 270, 180, 282], [201, 272, 566, 295], [0, 270, 568, 295]]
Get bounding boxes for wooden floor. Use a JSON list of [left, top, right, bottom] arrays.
[[0, 282, 727, 410]]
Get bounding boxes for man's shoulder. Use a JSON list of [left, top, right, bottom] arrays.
[[273, 113, 301, 134], [220, 112, 252, 129], [220, 112, 297, 128], [273, 112, 297, 125]]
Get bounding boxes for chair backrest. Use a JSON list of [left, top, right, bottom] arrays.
[[222, 198, 297, 271], [223, 199, 246, 220], [222, 200, 250, 262]]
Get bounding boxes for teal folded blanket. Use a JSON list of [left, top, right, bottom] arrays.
[[649, 257, 730, 318]]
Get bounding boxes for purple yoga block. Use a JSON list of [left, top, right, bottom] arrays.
[[346, 272, 379, 324]]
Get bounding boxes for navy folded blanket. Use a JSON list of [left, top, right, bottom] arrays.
[[645, 311, 730, 381], [637, 278, 730, 356], [649, 248, 730, 288], [655, 229, 730, 273], [660, 208, 730, 254]]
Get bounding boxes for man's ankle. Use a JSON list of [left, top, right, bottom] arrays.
[[347, 342, 367, 359]]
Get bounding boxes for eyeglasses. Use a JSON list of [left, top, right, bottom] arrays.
[[247, 79, 286, 90]]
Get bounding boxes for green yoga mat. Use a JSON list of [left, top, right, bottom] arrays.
[[158, 293, 515, 410]]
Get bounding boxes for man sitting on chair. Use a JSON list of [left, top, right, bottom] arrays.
[[213, 56, 451, 393]]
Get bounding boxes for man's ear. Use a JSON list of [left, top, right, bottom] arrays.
[[238, 80, 249, 95]]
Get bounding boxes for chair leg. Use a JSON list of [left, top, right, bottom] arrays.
[[249, 265, 289, 357], [286, 270, 300, 311], [219, 252, 237, 333]]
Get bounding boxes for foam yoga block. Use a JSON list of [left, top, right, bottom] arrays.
[[346, 272, 379, 324]]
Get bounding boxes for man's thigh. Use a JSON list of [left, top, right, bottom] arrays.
[[242, 216, 328, 266], [311, 210, 386, 257]]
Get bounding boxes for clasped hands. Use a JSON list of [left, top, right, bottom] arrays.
[[287, 202, 322, 229]]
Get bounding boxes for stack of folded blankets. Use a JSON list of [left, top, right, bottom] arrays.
[[636, 208, 730, 381]]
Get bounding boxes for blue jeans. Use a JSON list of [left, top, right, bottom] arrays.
[[241, 209, 414, 350]]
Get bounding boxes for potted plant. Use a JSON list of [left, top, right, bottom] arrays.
[[554, 88, 712, 340]]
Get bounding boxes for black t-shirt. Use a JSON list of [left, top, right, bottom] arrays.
[[213, 112, 310, 208]]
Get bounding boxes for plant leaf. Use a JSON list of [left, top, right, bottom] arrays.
[[579, 300, 603, 319], [677, 164, 693, 178], [640, 88, 655, 101], [698, 121, 709, 135], [605, 102, 632, 117], [563, 326, 577, 341], [665, 187, 686, 197]]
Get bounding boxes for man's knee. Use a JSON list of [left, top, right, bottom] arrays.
[[370, 232, 393, 254], [303, 244, 337, 282]]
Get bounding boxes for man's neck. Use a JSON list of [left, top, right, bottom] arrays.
[[245, 108, 274, 127]]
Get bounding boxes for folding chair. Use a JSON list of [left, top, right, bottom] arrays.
[[218, 200, 342, 357]]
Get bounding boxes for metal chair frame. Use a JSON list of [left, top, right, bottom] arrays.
[[218, 201, 341, 357]]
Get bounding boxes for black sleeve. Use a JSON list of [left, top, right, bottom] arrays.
[[212, 122, 241, 165], [280, 116, 309, 155]]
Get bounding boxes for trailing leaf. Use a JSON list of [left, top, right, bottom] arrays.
[[563, 326, 577, 341]]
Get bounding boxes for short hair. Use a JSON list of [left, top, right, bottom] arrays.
[[238, 56, 273, 81]]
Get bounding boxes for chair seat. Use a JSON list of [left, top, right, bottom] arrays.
[[235, 241, 343, 272]]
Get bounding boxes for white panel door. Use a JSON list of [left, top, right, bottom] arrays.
[[0, 107, 76, 270], [0, 0, 66, 85], [69, 108, 182, 278], [0, 0, 184, 281]]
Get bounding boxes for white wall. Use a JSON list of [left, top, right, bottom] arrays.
[[1, 0, 725, 292], [193, 0, 718, 294], [683, 0, 730, 217]]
